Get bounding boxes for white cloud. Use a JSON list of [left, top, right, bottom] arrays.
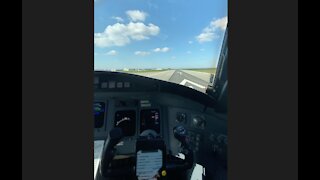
[[196, 16, 228, 43], [134, 51, 150, 56], [153, 47, 170, 52], [188, 41, 193, 44], [94, 22, 160, 47], [186, 51, 192, 54], [210, 16, 228, 30], [127, 22, 159, 40], [111, 16, 124, 22], [106, 50, 117, 56], [126, 10, 148, 22], [196, 32, 216, 42]]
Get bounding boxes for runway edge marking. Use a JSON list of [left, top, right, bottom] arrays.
[[179, 79, 206, 89]]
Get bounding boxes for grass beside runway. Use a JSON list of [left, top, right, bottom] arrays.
[[184, 68, 217, 74]]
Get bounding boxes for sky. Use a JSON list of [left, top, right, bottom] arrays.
[[94, 0, 228, 70]]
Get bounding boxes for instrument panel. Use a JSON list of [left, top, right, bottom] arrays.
[[93, 98, 163, 151], [93, 92, 227, 163]]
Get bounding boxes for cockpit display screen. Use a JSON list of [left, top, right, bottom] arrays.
[[115, 110, 136, 136], [140, 109, 160, 133], [94, 102, 106, 128]]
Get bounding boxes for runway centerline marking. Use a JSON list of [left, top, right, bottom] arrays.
[[179, 79, 206, 89]]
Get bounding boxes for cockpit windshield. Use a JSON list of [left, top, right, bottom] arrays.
[[94, 0, 227, 93]]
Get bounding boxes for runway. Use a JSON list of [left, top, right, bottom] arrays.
[[131, 70, 213, 93]]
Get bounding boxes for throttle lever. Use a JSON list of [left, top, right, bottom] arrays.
[[168, 125, 194, 171]]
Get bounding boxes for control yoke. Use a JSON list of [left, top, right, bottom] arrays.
[[99, 126, 194, 178]]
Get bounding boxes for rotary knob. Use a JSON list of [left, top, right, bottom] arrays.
[[176, 112, 187, 123], [192, 116, 206, 128]]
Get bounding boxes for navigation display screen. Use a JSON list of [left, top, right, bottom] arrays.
[[94, 102, 106, 128], [140, 109, 160, 133]]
